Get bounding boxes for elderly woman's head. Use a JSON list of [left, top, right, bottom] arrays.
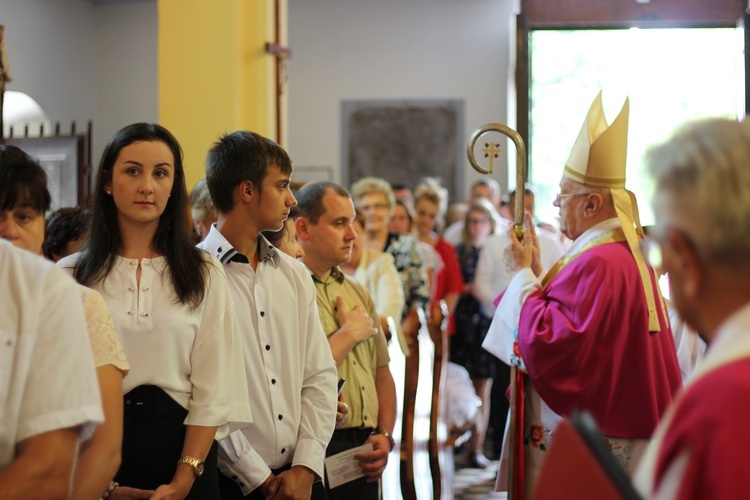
[[350, 177, 396, 235]]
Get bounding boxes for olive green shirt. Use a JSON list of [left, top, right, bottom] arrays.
[[308, 266, 390, 430]]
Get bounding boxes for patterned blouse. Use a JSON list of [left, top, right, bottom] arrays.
[[384, 232, 430, 315]]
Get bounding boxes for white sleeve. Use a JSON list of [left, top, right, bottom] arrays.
[[482, 267, 540, 371], [186, 260, 252, 439], [18, 266, 103, 443], [218, 430, 272, 494], [474, 237, 506, 315], [373, 253, 405, 322]]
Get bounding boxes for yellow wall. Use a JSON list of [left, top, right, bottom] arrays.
[[158, 0, 281, 189]]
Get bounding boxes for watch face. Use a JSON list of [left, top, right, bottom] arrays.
[[196, 462, 205, 477]]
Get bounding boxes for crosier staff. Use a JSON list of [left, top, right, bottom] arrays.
[[466, 123, 526, 500]]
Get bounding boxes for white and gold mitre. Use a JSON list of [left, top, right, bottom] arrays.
[[565, 91, 664, 332], [564, 91, 629, 188]]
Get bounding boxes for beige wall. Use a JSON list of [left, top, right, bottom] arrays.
[[287, 0, 517, 199]]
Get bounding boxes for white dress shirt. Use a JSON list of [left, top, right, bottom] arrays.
[[474, 221, 564, 316], [58, 252, 252, 441], [198, 227, 338, 495], [0, 240, 103, 466]]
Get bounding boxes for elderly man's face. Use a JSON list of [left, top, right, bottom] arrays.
[[556, 178, 591, 241], [651, 192, 701, 334]]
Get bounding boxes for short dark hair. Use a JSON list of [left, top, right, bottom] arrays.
[[205, 130, 292, 214], [43, 207, 92, 260], [295, 181, 350, 224], [0, 145, 51, 214]]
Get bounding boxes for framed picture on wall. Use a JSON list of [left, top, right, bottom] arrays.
[[341, 99, 464, 200], [6, 135, 88, 210], [293, 166, 333, 185]]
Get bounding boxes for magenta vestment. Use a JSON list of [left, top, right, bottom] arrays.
[[518, 240, 682, 438]]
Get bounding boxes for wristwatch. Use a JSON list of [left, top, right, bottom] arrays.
[[177, 456, 205, 477], [372, 428, 395, 451]]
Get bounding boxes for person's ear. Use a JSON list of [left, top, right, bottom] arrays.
[[238, 180, 254, 203], [669, 229, 702, 301], [295, 217, 311, 241], [583, 192, 604, 217]]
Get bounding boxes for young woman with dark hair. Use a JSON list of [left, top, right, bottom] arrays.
[[59, 123, 251, 499]]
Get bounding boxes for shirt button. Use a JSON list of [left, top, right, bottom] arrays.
[[128, 286, 135, 292], [127, 310, 135, 315], [125, 400, 131, 405], [362, 386, 365, 390], [144, 261, 150, 266], [278, 414, 283, 421], [271, 379, 276, 384], [130, 260, 137, 266], [143, 287, 150, 291], [281, 448, 286, 454], [141, 312, 149, 317], [265, 345, 271, 351], [260, 311, 265, 317]]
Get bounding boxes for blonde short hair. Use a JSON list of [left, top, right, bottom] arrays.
[[350, 176, 396, 211], [189, 177, 217, 223]]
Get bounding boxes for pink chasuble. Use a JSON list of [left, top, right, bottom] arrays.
[[518, 240, 681, 439]]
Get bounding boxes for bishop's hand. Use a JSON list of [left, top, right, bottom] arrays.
[[504, 211, 542, 276]]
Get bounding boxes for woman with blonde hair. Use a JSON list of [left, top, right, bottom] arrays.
[[351, 176, 430, 319], [450, 199, 500, 468], [413, 178, 463, 320]]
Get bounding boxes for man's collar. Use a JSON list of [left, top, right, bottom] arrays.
[[199, 224, 280, 266], [565, 218, 621, 257], [257, 233, 280, 265], [306, 264, 346, 284]]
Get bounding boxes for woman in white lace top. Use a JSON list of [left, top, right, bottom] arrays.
[[0, 144, 129, 499]]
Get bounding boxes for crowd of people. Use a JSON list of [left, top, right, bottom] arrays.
[[1, 92, 749, 500]]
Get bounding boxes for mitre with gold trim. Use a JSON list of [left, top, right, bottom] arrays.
[[564, 91, 663, 332], [564, 91, 628, 188]]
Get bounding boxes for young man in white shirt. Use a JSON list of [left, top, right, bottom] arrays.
[[0, 238, 103, 499], [198, 131, 338, 500]]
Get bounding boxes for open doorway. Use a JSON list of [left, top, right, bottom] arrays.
[[528, 27, 742, 226]]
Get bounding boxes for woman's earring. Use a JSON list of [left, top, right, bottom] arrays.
[[106, 190, 112, 195]]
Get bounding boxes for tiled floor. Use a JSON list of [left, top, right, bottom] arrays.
[[453, 455, 507, 500]]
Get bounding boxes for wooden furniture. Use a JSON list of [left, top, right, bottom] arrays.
[[427, 300, 452, 499]]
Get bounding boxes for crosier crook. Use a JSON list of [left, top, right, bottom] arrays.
[[466, 122, 527, 500]]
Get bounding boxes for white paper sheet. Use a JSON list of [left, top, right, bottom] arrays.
[[324, 443, 374, 489]]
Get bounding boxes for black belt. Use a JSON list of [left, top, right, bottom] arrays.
[[331, 427, 374, 443]]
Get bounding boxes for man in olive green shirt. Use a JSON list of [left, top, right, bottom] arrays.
[[294, 181, 397, 500]]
